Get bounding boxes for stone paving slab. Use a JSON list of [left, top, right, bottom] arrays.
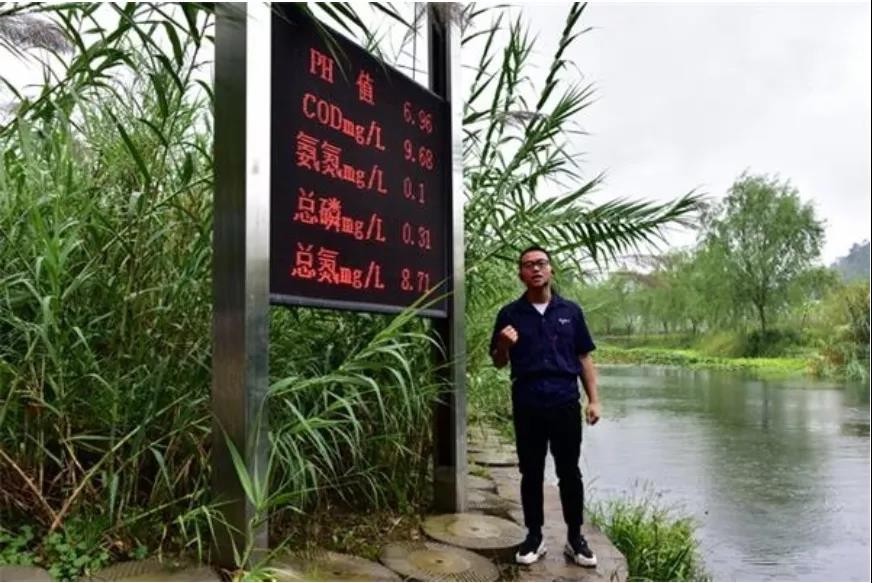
[[269, 549, 402, 581], [0, 566, 53, 582], [486, 464, 628, 581], [380, 540, 499, 582], [506, 511, 628, 582], [422, 513, 525, 564], [467, 473, 497, 491], [468, 489, 522, 519], [86, 558, 219, 582], [470, 451, 518, 467]]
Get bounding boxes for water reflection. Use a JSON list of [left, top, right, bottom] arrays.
[[578, 365, 871, 581]]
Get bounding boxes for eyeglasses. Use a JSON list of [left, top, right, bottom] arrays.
[[521, 259, 550, 270]]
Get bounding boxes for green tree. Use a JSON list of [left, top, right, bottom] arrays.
[[832, 240, 870, 283], [784, 266, 840, 333], [808, 280, 870, 380], [679, 249, 724, 335], [573, 272, 633, 336], [703, 172, 824, 333]]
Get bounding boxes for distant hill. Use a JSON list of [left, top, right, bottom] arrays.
[[832, 241, 870, 282]]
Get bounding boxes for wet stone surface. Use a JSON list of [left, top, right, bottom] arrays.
[[85, 559, 220, 582], [486, 465, 629, 581], [0, 566, 54, 582]]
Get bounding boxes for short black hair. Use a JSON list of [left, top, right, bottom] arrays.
[[518, 245, 551, 266]]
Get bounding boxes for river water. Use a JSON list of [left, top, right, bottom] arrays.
[[571, 365, 870, 581]]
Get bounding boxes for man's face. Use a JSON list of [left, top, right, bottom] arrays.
[[518, 250, 552, 290]]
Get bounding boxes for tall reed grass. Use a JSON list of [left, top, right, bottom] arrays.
[[1, 4, 442, 575], [2, 2, 704, 577]]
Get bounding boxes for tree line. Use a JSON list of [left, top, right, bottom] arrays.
[[571, 172, 869, 379]]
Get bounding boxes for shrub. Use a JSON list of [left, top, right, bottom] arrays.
[[740, 328, 802, 357]]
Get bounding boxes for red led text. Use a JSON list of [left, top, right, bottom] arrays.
[[403, 139, 435, 170], [402, 102, 434, 135], [401, 221, 432, 250], [291, 243, 386, 290], [357, 70, 375, 105], [296, 131, 389, 194], [400, 268, 431, 293], [293, 189, 386, 242], [309, 48, 334, 84], [402, 178, 425, 205], [302, 93, 385, 151]]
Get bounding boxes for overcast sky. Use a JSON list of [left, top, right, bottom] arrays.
[[3, 4, 869, 265], [521, 2, 871, 265]]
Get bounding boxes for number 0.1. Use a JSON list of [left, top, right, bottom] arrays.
[[402, 178, 425, 204]]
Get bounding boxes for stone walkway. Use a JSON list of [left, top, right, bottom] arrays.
[[486, 466, 628, 582], [0, 566, 53, 582], [468, 425, 628, 582], [0, 561, 219, 582]]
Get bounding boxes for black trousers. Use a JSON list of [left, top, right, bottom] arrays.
[[513, 400, 584, 532]]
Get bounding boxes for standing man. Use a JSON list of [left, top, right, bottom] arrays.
[[490, 245, 601, 567]]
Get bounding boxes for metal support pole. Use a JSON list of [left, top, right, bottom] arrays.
[[212, 2, 271, 567], [429, 3, 467, 513]]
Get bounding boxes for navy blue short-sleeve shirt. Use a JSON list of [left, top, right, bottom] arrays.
[[490, 293, 596, 408]]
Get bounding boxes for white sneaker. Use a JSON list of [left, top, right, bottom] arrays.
[[564, 535, 597, 567], [515, 534, 547, 565]]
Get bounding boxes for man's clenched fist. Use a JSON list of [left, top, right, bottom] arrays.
[[497, 325, 519, 350]]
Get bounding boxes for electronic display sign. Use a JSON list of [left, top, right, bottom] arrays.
[[271, 7, 450, 316]]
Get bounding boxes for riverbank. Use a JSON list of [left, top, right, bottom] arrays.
[[596, 345, 809, 379]]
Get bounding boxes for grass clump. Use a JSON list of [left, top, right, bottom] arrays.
[[590, 490, 708, 582]]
